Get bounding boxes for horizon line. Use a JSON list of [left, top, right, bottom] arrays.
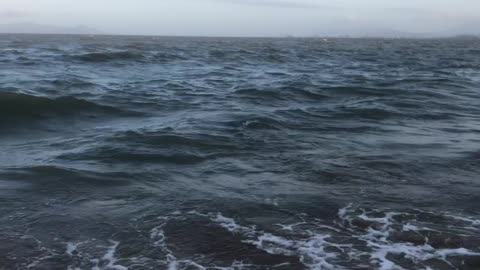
[[0, 31, 479, 39]]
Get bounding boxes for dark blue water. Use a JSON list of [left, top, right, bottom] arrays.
[[1, 34, 480, 270]]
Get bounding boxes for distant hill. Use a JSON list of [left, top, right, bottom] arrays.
[[0, 23, 102, 35]]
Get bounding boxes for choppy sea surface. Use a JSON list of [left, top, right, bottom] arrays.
[[1, 34, 480, 270]]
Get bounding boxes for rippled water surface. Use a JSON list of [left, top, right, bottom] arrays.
[[1, 34, 480, 270]]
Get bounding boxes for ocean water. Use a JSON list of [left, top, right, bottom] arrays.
[[1, 34, 480, 270]]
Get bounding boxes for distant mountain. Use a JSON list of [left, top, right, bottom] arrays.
[[0, 23, 102, 35]]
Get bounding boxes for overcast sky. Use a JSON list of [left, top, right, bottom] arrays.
[[1, 0, 479, 36]]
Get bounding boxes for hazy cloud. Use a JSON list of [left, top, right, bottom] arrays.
[[0, 22, 101, 35], [0, 0, 479, 37], [209, 0, 338, 9], [0, 9, 29, 19]]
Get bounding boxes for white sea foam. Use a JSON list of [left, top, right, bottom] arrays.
[[150, 223, 167, 248], [338, 204, 480, 269], [264, 198, 279, 206], [445, 213, 480, 226], [212, 213, 243, 232], [337, 204, 352, 220], [209, 205, 480, 269], [165, 254, 207, 270], [211, 213, 256, 236], [275, 222, 306, 231], [144, 207, 480, 269], [90, 240, 127, 270], [210, 213, 345, 270], [401, 223, 420, 232], [66, 242, 80, 256], [186, 210, 209, 217]]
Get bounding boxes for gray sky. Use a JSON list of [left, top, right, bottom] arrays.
[[1, 0, 479, 36]]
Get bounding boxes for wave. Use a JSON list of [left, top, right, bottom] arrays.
[[152, 52, 186, 62], [208, 49, 251, 61], [47, 78, 97, 88], [332, 106, 402, 121], [58, 146, 211, 165], [69, 50, 145, 63], [273, 99, 465, 122], [56, 130, 241, 164], [232, 86, 327, 102], [206, 47, 290, 64], [1, 166, 133, 187], [0, 92, 134, 124], [226, 116, 284, 131], [110, 130, 239, 150]]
